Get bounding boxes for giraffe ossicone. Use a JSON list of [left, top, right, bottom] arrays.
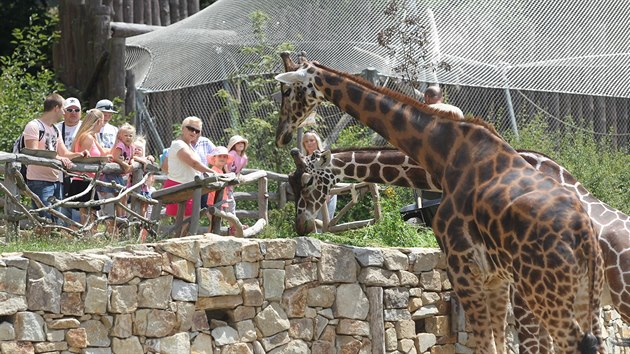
[[275, 52, 605, 354]]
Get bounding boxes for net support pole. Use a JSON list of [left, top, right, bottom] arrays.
[[426, 9, 441, 85], [136, 90, 166, 153], [499, 63, 519, 139]]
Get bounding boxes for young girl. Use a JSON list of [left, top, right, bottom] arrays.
[[69, 109, 107, 227], [226, 135, 249, 227], [99, 123, 136, 235], [133, 136, 156, 241], [206, 146, 235, 234]]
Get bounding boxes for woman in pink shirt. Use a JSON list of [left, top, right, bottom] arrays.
[[69, 109, 108, 226]]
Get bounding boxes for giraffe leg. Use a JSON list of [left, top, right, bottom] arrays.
[[512, 287, 553, 353], [515, 272, 584, 353], [485, 278, 510, 353], [447, 255, 499, 354]]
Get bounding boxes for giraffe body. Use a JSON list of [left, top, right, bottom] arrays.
[[292, 147, 630, 352], [275, 53, 605, 353]]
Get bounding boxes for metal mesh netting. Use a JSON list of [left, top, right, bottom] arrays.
[[125, 0, 630, 153]]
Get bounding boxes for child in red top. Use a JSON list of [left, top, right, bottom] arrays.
[[206, 146, 235, 234]]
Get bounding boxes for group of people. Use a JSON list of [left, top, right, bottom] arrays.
[[21, 85, 450, 237], [21, 93, 155, 235], [159, 116, 249, 236]]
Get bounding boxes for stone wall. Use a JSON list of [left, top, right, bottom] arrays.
[[0, 234, 626, 354]]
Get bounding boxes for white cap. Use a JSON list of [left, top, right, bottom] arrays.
[[63, 97, 81, 109], [95, 99, 118, 113]]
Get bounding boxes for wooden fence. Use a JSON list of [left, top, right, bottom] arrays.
[[0, 152, 386, 241]]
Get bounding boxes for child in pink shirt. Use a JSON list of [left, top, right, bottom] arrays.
[[226, 135, 249, 226], [99, 123, 135, 235]]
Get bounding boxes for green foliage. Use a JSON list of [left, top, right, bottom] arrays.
[[257, 186, 437, 248], [0, 12, 63, 152], [334, 124, 375, 148], [215, 10, 295, 175], [0, 1, 49, 57], [1, 234, 112, 253], [258, 203, 299, 239], [337, 187, 438, 247], [505, 115, 630, 214]]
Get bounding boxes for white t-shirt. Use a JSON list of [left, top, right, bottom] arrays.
[[98, 123, 118, 149], [56, 121, 82, 150], [167, 140, 202, 184], [24, 119, 63, 182]]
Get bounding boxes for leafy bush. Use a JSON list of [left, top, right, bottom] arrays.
[[217, 11, 295, 176], [505, 115, 630, 214], [338, 187, 437, 247], [0, 12, 63, 152]]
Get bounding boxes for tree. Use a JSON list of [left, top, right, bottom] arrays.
[[216, 11, 295, 174], [0, 12, 63, 151], [0, 1, 50, 58]]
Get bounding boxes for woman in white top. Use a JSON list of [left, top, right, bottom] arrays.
[[164, 116, 215, 218]]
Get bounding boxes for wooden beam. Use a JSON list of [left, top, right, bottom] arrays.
[[110, 22, 164, 37]]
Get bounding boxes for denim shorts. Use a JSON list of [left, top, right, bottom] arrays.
[[26, 180, 63, 222]]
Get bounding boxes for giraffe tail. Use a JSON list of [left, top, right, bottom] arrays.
[[579, 220, 604, 354], [578, 333, 599, 353]]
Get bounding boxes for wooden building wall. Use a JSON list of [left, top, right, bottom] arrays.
[[53, 0, 200, 114]]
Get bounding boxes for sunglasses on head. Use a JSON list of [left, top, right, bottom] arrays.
[[65, 108, 81, 113], [98, 105, 114, 110], [185, 125, 201, 134]]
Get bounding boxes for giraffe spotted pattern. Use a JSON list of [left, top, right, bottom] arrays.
[[275, 52, 605, 353]]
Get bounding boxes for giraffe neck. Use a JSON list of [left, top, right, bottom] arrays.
[[329, 148, 441, 190], [311, 63, 511, 185]]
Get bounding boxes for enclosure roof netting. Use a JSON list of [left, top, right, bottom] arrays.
[[125, 0, 630, 98]]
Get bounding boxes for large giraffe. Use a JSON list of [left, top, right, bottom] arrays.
[[274, 53, 605, 353], [290, 146, 630, 352]]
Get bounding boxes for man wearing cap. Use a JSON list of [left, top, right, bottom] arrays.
[[56, 97, 83, 148], [56, 97, 83, 222], [95, 99, 119, 149]]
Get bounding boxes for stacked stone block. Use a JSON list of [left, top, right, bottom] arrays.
[[0, 234, 626, 353]]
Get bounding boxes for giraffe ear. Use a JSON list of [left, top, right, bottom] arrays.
[[321, 150, 332, 165], [275, 68, 308, 84], [313, 150, 332, 169]]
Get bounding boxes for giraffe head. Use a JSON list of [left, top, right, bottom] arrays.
[[288, 148, 338, 235], [275, 52, 325, 147]]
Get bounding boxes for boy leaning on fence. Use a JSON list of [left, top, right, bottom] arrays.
[[21, 93, 90, 223]]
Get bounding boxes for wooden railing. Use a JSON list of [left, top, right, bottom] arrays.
[[0, 152, 386, 241]]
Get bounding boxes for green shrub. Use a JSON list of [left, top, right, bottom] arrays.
[[505, 115, 630, 214], [336, 186, 437, 248], [0, 12, 63, 152]]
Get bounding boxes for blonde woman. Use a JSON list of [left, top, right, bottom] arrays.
[[69, 109, 107, 225], [164, 117, 215, 228], [301, 130, 337, 224]]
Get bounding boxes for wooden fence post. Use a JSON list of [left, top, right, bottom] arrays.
[[258, 177, 268, 222], [3, 163, 20, 242], [109, 37, 127, 108]]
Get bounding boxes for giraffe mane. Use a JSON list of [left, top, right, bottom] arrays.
[[329, 146, 398, 154], [313, 63, 501, 138], [515, 148, 553, 159]]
